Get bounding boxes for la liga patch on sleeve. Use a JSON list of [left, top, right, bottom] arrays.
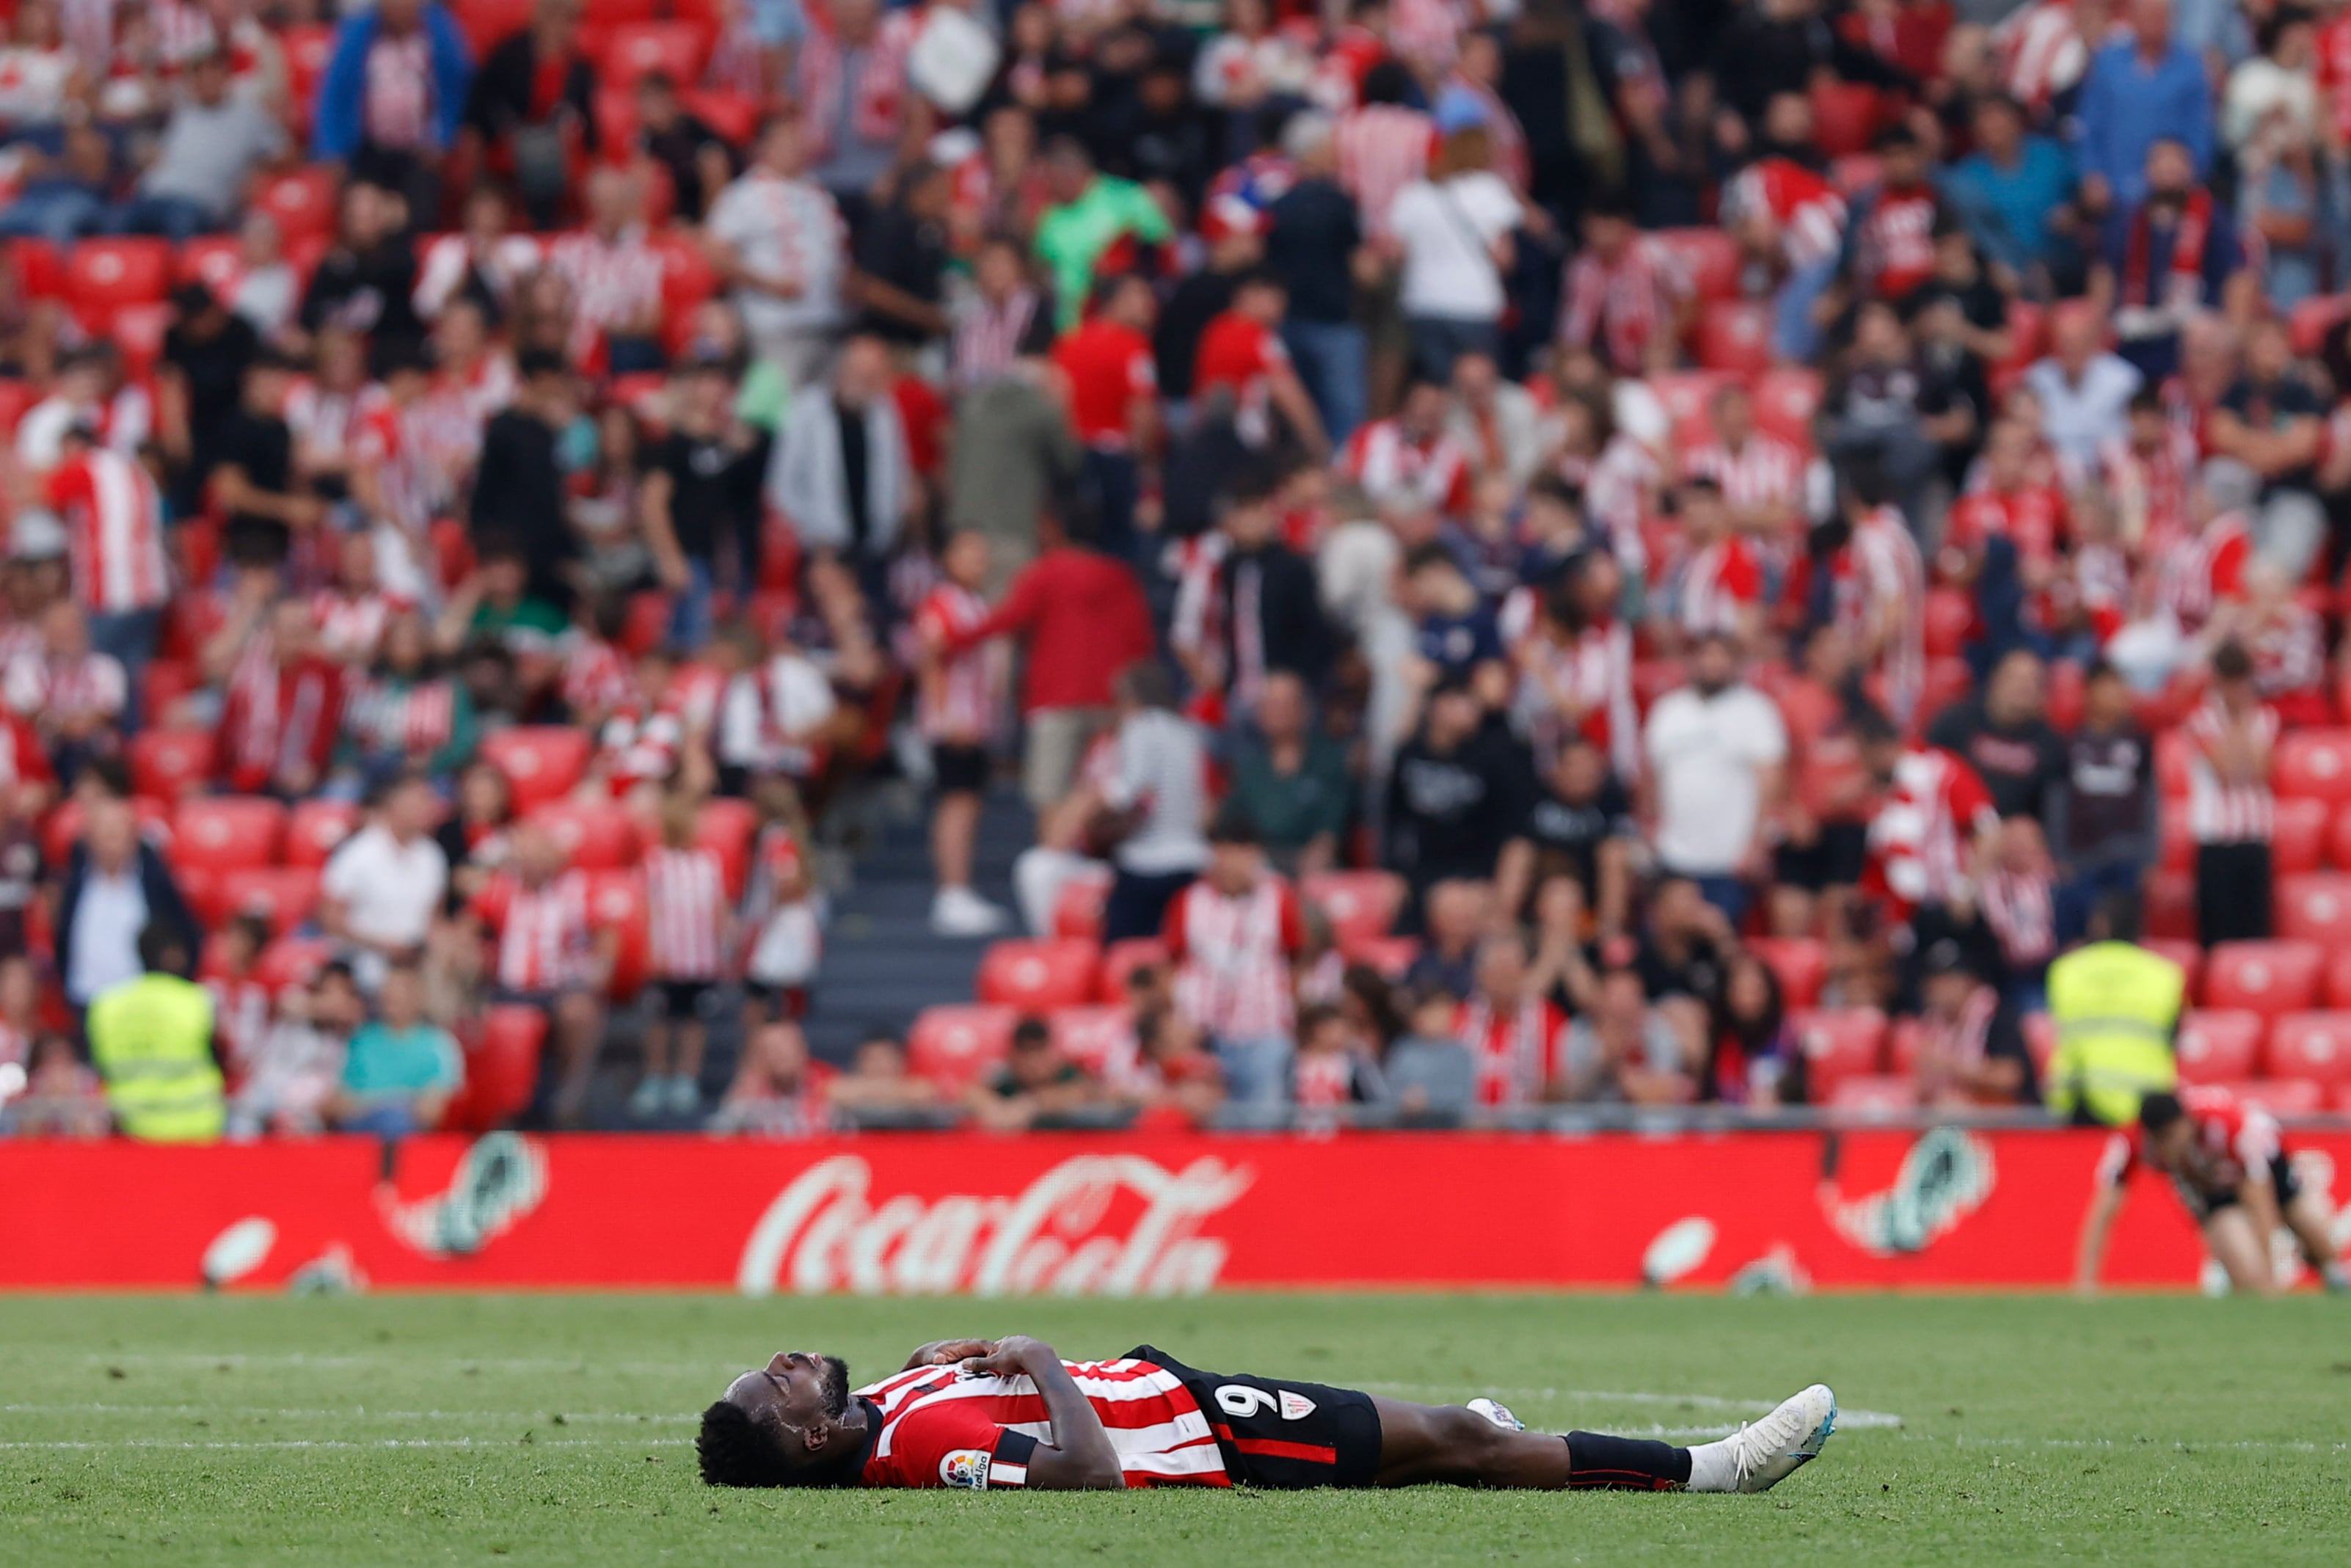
[[940, 1449, 991, 1489]]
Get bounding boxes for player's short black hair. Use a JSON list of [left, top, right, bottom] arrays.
[[697, 1400, 795, 1488], [2139, 1090, 2185, 1133]]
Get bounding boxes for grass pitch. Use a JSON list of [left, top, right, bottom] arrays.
[[3, 1292, 2347, 1566]]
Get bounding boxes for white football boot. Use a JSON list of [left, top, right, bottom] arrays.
[[1467, 1398, 1525, 1432], [1723, 1384, 1837, 1492]]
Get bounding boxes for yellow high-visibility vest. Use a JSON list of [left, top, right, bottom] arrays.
[[87, 972, 222, 1142], [2043, 941, 2183, 1128]]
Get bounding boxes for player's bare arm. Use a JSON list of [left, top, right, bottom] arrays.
[[959, 1337, 1125, 1489]]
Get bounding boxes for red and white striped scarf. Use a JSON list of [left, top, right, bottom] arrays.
[[1457, 995, 1562, 1107], [1980, 867, 2056, 969], [346, 675, 456, 757], [795, 7, 913, 161], [226, 644, 335, 787]]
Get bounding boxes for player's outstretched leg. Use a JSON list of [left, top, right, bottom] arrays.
[[1369, 1384, 1835, 1493]]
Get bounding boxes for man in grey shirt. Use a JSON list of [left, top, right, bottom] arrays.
[[109, 49, 288, 244], [1099, 663, 1211, 943], [1559, 969, 1694, 1105]]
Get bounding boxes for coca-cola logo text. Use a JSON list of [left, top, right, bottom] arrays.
[[735, 1154, 1255, 1297]]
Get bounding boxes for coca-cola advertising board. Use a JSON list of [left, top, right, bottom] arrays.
[[4, 1129, 2348, 1291]]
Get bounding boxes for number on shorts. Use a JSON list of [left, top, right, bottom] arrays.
[[1215, 1384, 1278, 1419]]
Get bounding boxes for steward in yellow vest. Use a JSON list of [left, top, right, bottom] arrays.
[[2043, 899, 2183, 1128], [87, 924, 222, 1142]]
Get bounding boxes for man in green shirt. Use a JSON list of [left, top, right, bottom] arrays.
[[1228, 671, 1353, 875], [440, 533, 568, 660], [1033, 139, 1173, 330]]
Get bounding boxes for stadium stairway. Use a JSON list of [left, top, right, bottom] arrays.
[[796, 783, 1035, 1065]]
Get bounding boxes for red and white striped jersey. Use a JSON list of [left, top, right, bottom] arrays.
[[561, 634, 633, 721], [1559, 237, 1691, 376], [350, 397, 434, 536], [343, 675, 458, 758], [311, 588, 403, 666], [2248, 602, 2330, 708], [2320, 12, 2351, 146], [1980, 866, 2056, 970], [0, 711, 54, 792], [1340, 418, 1471, 517], [1669, 536, 1764, 638], [3, 650, 125, 726], [1863, 746, 1997, 922], [204, 974, 273, 1079], [1945, 484, 2068, 570], [361, 29, 434, 149], [1830, 507, 1925, 726], [1998, 0, 2094, 111], [45, 447, 168, 613], [1335, 103, 1433, 240], [914, 584, 1005, 743], [1165, 877, 1305, 1043], [1682, 433, 1809, 518], [644, 844, 729, 981], [852, 1356, 1227, 1490], [2097, 428, 2195, 550], [473, 869, 594, 992], [2100, 1084, 2282, 1192], [2184, 696, 2278, 844], [597, 706, 686, 795], [1455, 995, 1567, 1106], [1721, 157, 1847, 270], [1512, 618, 1640, 780], [2155, 513, 2250, 633], [547, 228, 666, 357]]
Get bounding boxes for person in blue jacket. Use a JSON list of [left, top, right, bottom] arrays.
[[310, 0, 474, 229]]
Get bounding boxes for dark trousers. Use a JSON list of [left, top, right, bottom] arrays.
[[1102, 867, 1196, 944], [1081, 446, 1140, 564], [2195, 841, 2273, 947]]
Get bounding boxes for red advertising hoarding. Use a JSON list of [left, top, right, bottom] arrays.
[[3, 1128, 2346, 1291]]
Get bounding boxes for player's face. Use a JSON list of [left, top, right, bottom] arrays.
[[2148, 1120, 2195, 1170], [723, 1352, 853, 1440]]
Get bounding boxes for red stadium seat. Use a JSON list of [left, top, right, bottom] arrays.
[[1652, 227, 1742, 303], [5, 236, 63, 299], [479, 726, 592, 809], [113, 302, 170, 378], [2153, 729, 2195, 798], [599, 21, 713, 87], [2273, 798, 2330, 875], [280, 23, 334, 118], [64, 238, 170, 328], [40, 795, 171, 866], [1098, 938, 1170, 1002], [1648, 370, 1736, 451], [1632, 655, 1685, 710], [2157, 809, 2198, 873], [1051, 867, 1114, 941], [1049, 1005, 1135, 1079], [525, 798, 640, 870], [2289, 293, 2351, 357], [252, 935, 334, 996], [693, 796, 758, 898], [2328, 802, 2351, 872], [170, 797, 286, 874], [907, 1004, 1017, 1093], [1300, 870, 1404, 947], [285, 800, 359, 868], [1885, 1016, 1925, 1073], [975, 938, 1098, 1013], [585, 0, 662, 23], [0, 378, 34, 438], [1792, 1007, 1887, 1100], [1747, 936, 1827, 1008], [1920, 658, 1974, 723], [256, 167, 340, 241], [2174, 1009, 2264, 1083], [174, 236, 243, 297], [2045, 660, 2086, 733], [1695, 299, 1773, 374], [584, 869, 650, 1001], [1922, 587, 1975, 659], [594, 87, 641, 156], [681, 88, 759, 145], [1997, 300, 2046, 387], [2274, 729, 2351, 802], [650, 228, 720, 316], [2324, 945, 2351, 1010], [2209, 1079, 2326, 1117], [2202, 941, 2323, 1018], [2275, 872, 2351, 947], [1346, 936, 1419, 979], [2144, 938, 2204, 1004], [141, 659, 200, 729], [1752, 367, 1822, 448], [128, 728, 217, 801], [456, 0, 537, 56], [2267, 1012, 2351, 1090], [1809, 81, 1884, 158], [451, 1005, 548, 1131], [2144, 869, 2197, 941], [1827, 1076, 1915, 1112], [214, 867, 321, 936]]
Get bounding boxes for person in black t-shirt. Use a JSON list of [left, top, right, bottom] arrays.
[[633, 70, 737, 222], [2212, 316, 2329, 582], [2047, 660, 2157, 941], [211, 350, 313, 569], [1924, 647, 2066, 823], [298, 182, 423, 370], [471, 349, 579, 610], [1383, 680, 1537, 922], [1517, 737, 1636, 933], [158, 282, 260, 517], [849, 162, 953, 347], [642, 349, 768, 649], [1266, 111, 1370, 447]]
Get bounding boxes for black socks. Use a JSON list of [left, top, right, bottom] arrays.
[[1563, 1432, 1694, 1491]]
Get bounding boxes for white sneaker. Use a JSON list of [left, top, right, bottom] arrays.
[[665, 1074, 701, 1117], [1468, 1398, 1525, 1432], [1724, 1384, 1837, 1493], [627, 1077, 665, 1120], [931, 886, 1008, 937]]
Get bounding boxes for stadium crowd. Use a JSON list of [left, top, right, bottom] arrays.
[[7, 0, 2351, 1139]]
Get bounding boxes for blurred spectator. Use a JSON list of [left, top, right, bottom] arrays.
[[330, 959, 462, 1137], [706, 112, 848, 386], [1404, 878, 1491, 1000], [87, 923, 222, 1142], [1386, 679, 1534, 916], [2073, 0, 2215, 218], [3, 1032, 110, 1138], [1559, 189, 1693, 379], [1703, 952, 1801, 1106], [1911, 938, 2038, 1108], [740, 777, 823, 1024], [765, 334, 909, 591], [58, 795, 200, 1015], [633, 71, 738, 224], [548, 166, 667, 374], [109, 46, 286, 244], [320, 770, 448, 991], [1385, 90, 1524, 382], [795, 0, 916, 214], [5, 600, 124, 783], [300, 181, 426, 366], [1925, 649, 2065, 822], [1980, 815, 2060, 1009], [1034, 137, 1173, 332], [2210, 317, 2328, 580], [470, 352, 577, 605], [637, 792, 735, 1120], [1131, 1006, 1229, 1125], [1559, 966, 1691, 1105], [464, 0, 597, 230], [709, 1018, 834, 1136], [1944, 94, 2081, 287], [1290, 1001, 1384, 1115], [1380, 987, 1475, 1117], [2024, 302, 2142, 474], [1454, 932, 1567, 1106], [1266, 111, 1369, 446], [1228, 670, 1352, 877], [0, 121, 117, 249], [945, 333, 1082, 583], [1641, 632, 1787, 923], [1165, 805, 1304, 1104], [215, 596, 346, 799], [2102, 137, 2245, 383], [969, 1015, 1098, 1131], [415, 186, 542, 325], [848, 159, 952, 346], [468, 822, 614, 1126], [1520, 737, 1636, 937], [2185, 640, 2278, 945], [911, 531, 1010, 936], [643, 349, 768, 648], [1051, 272, 1159, 563], [1096, 662, 1211, 942], [313, 0, 472, 222], [2049, 660, 2159, 942], [824, 1031, 939, 1117]]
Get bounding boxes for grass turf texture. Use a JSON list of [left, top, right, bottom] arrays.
[[3, 1294, 2347, 1565]]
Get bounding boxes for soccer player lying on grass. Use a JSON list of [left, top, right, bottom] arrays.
[[698, 1336, 1837, 1494], [2074, 1087, 2351, 1297]]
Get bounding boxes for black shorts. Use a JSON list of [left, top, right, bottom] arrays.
[[743, 979, 810, 1021], [1128, 1344, 1382, 1489], [1774, 822, 1869, 892], [933, 743, 990, 795], [2176, 1153, 2302, 1223], [656, 980, 722, 1021]]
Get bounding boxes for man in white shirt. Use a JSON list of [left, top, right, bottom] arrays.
[[704, 112, 848, 389], [1100, 663, 1211, 943], [319, 770, 450, 991], [2023, 300, 2144, 474], [1641, 632, 1788, 925]]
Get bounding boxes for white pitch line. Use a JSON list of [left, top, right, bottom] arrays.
[[2, 1402, 687, 1423], [48, 1352, 738, 1374], [0, 1438, 692, 1451], [1354, 1382, 1906, 1431]]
